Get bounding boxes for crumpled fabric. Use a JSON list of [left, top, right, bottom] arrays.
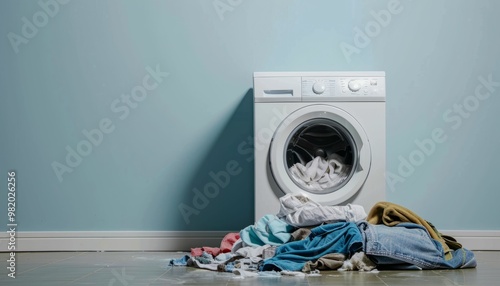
[[191, 232, 240, 257], [289, 155, 351, 191], [240, 214, 295, 247], [291, 228, 312, 241], [302, 253, 346, 272], [168, 255, 190, 266], [367, 201, 460, 260], [260, 222, 363, 272], [358, 221, 477, 270], [191, 246, 220, 257], [277, 194, 367, 227], [220, 233, 240, 253], [338, 252, 377, 271], [234, 244, 271, 263], [168, 252, 232, 272]]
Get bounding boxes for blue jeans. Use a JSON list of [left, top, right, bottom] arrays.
[[260, 222, 363, 271], [357, 221, 476, 269]]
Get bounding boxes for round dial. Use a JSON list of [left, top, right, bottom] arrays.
[[312, 82, 326, 94], [348, 80, 361, 92]]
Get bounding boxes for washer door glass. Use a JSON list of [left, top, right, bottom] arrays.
[[269, 105, 371, 205], [285, 118, 357, 194]]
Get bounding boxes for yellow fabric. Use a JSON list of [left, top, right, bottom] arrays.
[[367, 201, 461, 260]]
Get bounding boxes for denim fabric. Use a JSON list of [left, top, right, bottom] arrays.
[[366, 201, 458, 260], [260, 222, 363, 271], [168, 255, 190, 266], [358, 221, 476, 269]]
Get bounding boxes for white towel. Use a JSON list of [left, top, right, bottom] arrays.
[[277, 194, 367, 227], [289, 155, 350, 191]]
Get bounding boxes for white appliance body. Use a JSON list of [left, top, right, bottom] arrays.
[[254, 72, 386, 221]]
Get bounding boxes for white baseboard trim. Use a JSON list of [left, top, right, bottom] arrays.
[[1, 230, 499, 252], [0, 231, 232, 252], [442, 230, 500, 251]]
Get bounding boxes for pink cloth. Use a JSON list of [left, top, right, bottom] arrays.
[[190, 232, 240, 257], [190, 247, 203, 257], [220, 233, 240, 253], [203, 247, 221, 257]]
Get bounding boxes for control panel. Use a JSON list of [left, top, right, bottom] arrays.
[[302, 77, 335, 97], [253, 72, 385, 102], [301, 76, 384, 101]]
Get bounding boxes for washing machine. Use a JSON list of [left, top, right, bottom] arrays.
[[253, 72, 385, 221]]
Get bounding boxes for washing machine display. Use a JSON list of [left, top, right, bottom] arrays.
[[254, 72, 385, 221]]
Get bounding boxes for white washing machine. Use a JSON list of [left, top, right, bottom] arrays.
[[253, 72, 385, 221]]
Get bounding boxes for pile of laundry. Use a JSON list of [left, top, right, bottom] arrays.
[[169, 194, 477, 277]]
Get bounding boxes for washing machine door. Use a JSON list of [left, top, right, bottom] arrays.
[[269, 104, 371, 205]]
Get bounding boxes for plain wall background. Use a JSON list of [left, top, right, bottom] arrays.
[[1, 0, 499, 232]]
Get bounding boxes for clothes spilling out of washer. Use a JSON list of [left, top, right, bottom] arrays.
[[168, 72, 477, 276], [169, 195, 476, 276]]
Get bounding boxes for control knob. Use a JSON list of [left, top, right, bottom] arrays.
[[312, 82, 326, 94], [348, 80, 361, 92]]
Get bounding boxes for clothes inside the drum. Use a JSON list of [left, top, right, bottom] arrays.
[[289, 154, 351, 191]]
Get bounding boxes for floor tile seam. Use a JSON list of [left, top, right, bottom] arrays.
[[377, 273, 390, 286], [16, 251, 89, 275], [148, 265, 173, 284], [435, 269, 463, 286], [69, 266, 106, 284]]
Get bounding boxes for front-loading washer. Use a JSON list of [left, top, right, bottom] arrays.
[[253, 72, 385, 221]]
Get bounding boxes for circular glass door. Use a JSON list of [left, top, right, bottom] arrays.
[[269, 105, 371, 205]]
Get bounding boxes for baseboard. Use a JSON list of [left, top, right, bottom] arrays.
[[1, 230, 499, 252], [0, 231, 232, 252], [442, 230, 500, 251]]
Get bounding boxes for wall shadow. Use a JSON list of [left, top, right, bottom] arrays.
[[176, 89, 255, 231]]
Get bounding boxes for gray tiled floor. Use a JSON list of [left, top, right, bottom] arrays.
[[0, 251, 498, 285]]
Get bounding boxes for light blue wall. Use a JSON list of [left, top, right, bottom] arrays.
[[1, 0, 499, 232]]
